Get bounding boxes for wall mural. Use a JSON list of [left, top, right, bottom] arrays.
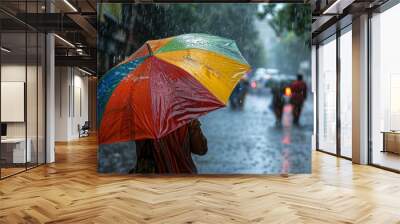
[[97, 3, 312, 174]]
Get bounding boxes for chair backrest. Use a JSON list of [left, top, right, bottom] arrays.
[[82, 121, 90, 129]]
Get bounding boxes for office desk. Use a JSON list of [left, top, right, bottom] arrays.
[[1, 138, 31, 164], [382, 131, 400, 154]]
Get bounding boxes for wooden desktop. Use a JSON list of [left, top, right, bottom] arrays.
[[0, 138, 31, 166], [381, 131, 400, 154]]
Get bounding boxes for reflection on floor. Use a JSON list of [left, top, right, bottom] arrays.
[[0, 136, 400, 223], [373, 150, 400, 170], [0, 163, 42, 178], [0, 167, 25, 178]]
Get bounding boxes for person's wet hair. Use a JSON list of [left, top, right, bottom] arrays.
[[297, 74, 303, 81]]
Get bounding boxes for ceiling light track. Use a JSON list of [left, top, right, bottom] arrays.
[[1, 47, 11, 53], [63, 0, 78, 12], [54, 34, 76, 48], [78, 67, 94, 76]]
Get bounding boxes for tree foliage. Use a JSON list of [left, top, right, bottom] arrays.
[[99, 3, 266, 75], [257, 4, 311, 44], [256, 4, 311, 75]]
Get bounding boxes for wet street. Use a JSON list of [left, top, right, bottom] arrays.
[[194, 92, 313, 174]]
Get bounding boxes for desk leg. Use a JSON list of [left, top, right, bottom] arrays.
[[382, 133, 386, 153]]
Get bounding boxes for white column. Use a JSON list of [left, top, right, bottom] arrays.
[[46, 33, 55, 163], [45, 1, 55, 163], [352, 14, 369, 164]]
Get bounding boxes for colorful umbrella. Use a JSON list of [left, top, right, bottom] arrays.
[[98, 33, 251, 145]]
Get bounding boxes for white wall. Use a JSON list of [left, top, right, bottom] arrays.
[[1, 65, 41, 137], [55, 67, 89, 141], [72, 72, 89, 138], [1, 65, 26, 140], [1, 63, 46, 164], [55, 66, 70, 141], [1, 65, 25, 129]]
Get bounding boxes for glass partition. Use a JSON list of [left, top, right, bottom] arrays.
[[27, 31, 38, 169], [1, 31, 28, 177], [339, 28, 352, 158], [317, 36, 337, 154], [0, 1, 46, 179], [370, 4, 400, 171], [38, 32, 45, 165]]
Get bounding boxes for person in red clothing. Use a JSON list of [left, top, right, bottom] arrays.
[[134, 119, 208, 174], [289, 74, 307, 125]]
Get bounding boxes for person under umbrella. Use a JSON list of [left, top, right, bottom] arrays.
[[134, 119, 207, 174]]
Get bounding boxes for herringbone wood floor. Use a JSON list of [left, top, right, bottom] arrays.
[[1, 136, 400, 224]]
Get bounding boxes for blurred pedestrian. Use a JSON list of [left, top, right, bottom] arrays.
[[238, 78, 250, 109], [289, 74, 307, 125], [229, 84, 240, 110], [134, 119, 208, 174], [270, 81, 286, 125], [230, 78, 249, 110]]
